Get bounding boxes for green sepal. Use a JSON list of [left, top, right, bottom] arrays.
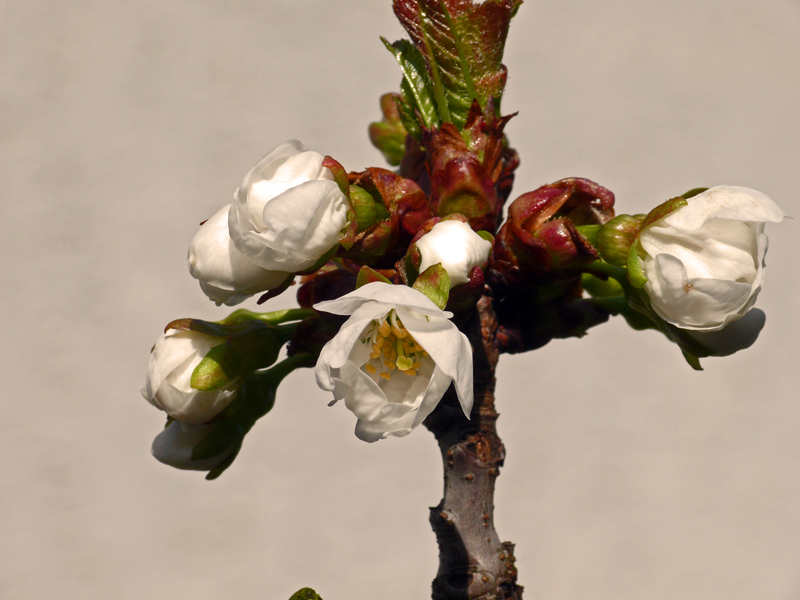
[[289, 589, 323, 600], [322, 155, 358, 250], [190, 324, 294, 391], [626, 244, 648, 289], [321, 155, 349, 196], [356, 265, 393, 288], [682, 351, 703, 371], [640, 196, 688, 231], [680, 187, 708, 200], [381, 37, 439, 130], [412, 263, 450, 310], [592, 214, 644, 267], [349, 185, 390, 232], [476, 230, 494, 245], [216, 308, 317, 327], [165, 308, 314, 341]]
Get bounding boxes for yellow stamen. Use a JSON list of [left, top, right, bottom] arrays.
[[380, 372, 392, 380], [364, 363, 376, 374], [378, 321, 391, 337]]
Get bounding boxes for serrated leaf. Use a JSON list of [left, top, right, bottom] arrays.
[[382, 37, 439, 129], [393, 93, 422, 141], [392, 0, 520, 127]]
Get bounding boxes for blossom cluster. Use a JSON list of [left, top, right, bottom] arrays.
[[143, 134, 783, 475]]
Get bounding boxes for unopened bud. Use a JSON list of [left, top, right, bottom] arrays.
[[368, 93, 408, 167], [595, 214, 645, 266]]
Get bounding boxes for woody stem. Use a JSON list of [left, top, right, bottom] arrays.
[[423, 295, 523, 600]]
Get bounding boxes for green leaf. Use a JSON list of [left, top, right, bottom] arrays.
[[393, 94, 422, 142], [392, 0, 520, 127], [382, 37, 439, 129]]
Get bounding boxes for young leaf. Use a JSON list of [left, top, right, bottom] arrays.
[[392, 0, 521, 128], [381, 37, 439, 130]]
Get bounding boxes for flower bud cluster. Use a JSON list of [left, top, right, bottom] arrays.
[[146, 86, 784, 475]]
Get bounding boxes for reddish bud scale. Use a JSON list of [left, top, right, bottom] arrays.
[[337, 167, 433, 266], [423, 100, 516, 232], [491, 177, 615, 287]]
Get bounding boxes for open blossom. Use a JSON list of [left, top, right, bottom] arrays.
[[188, 204, 291, 306], [144, 329, 237, 424], [229, 139, 350, 273], [416, 220, 492, 287], [638, 186, 784, 330], [151, 421, 233, 471], [314, 283, 473, 442]]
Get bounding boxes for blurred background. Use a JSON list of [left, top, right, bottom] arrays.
[[1, 1, 799, 599]]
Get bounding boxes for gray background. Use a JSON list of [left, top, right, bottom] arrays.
[[2, 1, 799, 599]]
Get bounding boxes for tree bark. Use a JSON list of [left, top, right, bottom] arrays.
[[423, 295, 523, 600]]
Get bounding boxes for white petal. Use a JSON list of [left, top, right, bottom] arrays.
[[397, 306, 474, 417], [640, 219, 758, 282], [410, 365, 457, 430], [315, 282, 451, 318], [231, 180, 347, 272], [236, 140, 321, 229], [314, 302, 391, 391], [644, 254, 753, 330], [151, 421, 232, 471], [416, 220, 492, 287], [662, 186, 785, 230], [145, 330, 237, 423], [187, 204, 290, 305], [146, 331, 206, 400]]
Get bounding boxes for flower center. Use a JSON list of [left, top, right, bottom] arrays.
[[361, 310, 428, 381]]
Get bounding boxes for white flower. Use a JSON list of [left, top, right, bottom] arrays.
[[638, 185, 784, 330], [228, 139, 350, 273], [416, 220, 492, 287], [151, 421, 233, 471], [314, 282, 473, 442], [188, 204, 291, 306], [144, 329, 237, 424]]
